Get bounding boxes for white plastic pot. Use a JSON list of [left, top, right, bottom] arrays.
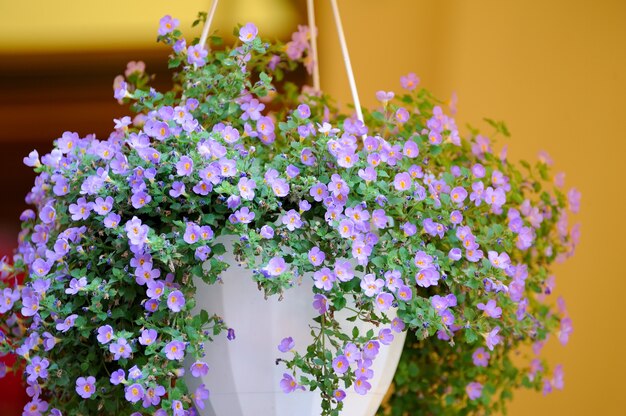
[[186, 239, 406, 416]]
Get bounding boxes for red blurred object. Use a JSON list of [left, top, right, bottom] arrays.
[[0, 238, 28, 415]]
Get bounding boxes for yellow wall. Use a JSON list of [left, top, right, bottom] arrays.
[[0, 0, 299, 52], [2, 0, 625, 414]]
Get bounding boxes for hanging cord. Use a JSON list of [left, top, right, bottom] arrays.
[[329, 0, 364, 124], [199, 0, 220, 49], [306, 0, 321, 91]]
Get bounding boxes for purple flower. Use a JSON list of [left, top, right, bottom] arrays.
[[477, 299, 502, 319], [238, 177, 256, 200], [164, 340, 185, 360], [65, 277, 87, 295], [361, 274, 384, 297], [239, 22, 258, 42], [92, 196, 113, 216], [21, 293, 39, 317], [281, 209, 303, 231], [310, 182, 328, 201], [300, 148, 316, 166], [313, 268, 336, 291], [396, 284, 413, 301], [423, 218, 445, 238], [104, 212, 121, 228], [450, 186, 468, 205], [125, 383, 144, 403], [278, 337, 295, 353], [338, 219, 355, 238], [312, 294, 328, 315], [172, 400, 185, 415], [184, 222, 201, 244], [167, 290, 186, 312], [227, 328, 236, 340], [372, 209, 388, 228], [484, 186, 506, 208], [558, 317, 573, 345], [76, 376, 96, 399], [147, 280, 165, 299], [472, 347, 490, 367], [400, 72, 419, 90], [358, 166, 377, 182], [466, 382, 483, 400], [69, 197, 92, 221], [39, 204, 56, 224], [265, 257, 287, 277], [415, 268, 439, 288], [187, 44, 208, 66], [131, 191, 151, 209], [56, 314, 78, 332], [488, 251, 511, 270], [139, 329, 158, 346], [296, 104, 311, 119], [378, 328, 394, 345], [233, 207, 255, 224], [395, 108, 410, 123], [337, 150, 359, 168], [110, 369, 125, 385], [260, 225, 274, 239], [158, 15, 179, 36], [221, 126, 240, 143], [391, 317, 405, 333], [31, 258, 52, 277], [375, 90, 394, 104], [110, 338, 132, 360], [23, 150, 40, 167], [332, 355, 349, 375], [191, 361, 209, 377], [280, 373, 299, 393], [485, 326, 502, 350], [135, 265, 160, 286], [240, 99, 265, 121], [271, 178, 290, 197], [145, 299, 159, 313], [393, 172, 412, 191], [125, 216, 149, 246], [25, 356, 49, 383], [568, 188, 581, 213], [169, 181, 186, 198], [286, 164, 300, 178], [0, 288, 19, 314], [176, 155, 194, 176], [334, 260, 354, 282], [450, 210, 463, 225], [308, 247, 325, 266], [328, 174, 349, 196], [363, 340, 380, 360], [401, 222, 417, 236], [553, 364, 565, 390], [97, 325, 114, 344], [333, 389, 346, 402], [375, 292, 394, 311], [143, 385, 166, 408], [193, 384, 210, 410], [354, 377, 372, 395], [356, 359, 374, 379]]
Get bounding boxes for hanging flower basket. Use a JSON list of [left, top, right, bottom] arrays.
[[0, 2, 580, 416]]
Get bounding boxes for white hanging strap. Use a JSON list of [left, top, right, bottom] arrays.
[[329, 0, 364, 124], [199, 0, 220, 49], [306, 0, 321, 91]]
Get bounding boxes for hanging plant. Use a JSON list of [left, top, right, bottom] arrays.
[[0, 6, 580, 416]]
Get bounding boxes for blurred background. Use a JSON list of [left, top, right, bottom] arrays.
[[0, 0, 624, 414]]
